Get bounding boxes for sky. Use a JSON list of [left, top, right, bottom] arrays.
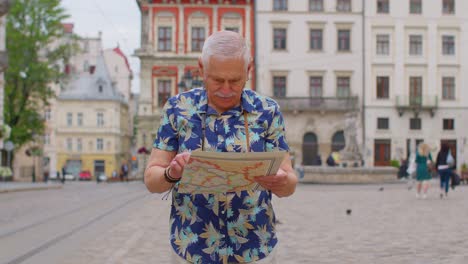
[[61, 0, 141, 93]]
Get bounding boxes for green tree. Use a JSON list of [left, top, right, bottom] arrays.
[[4, 0, 76, 148]]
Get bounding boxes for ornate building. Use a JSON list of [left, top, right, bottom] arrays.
[[135, 0, 255, 175], [364, 0, 468, 168], [256, 0, 364, 166]]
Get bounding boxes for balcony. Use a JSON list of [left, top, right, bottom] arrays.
[[274, 96, 359, 113], [395, 95, 438, 117]]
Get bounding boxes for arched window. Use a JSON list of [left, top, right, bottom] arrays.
[[302, 132, 320, 165], [331, 130, 345, 151], [221, 12, 242, 35]]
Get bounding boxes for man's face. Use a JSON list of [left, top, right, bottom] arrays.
[[199, 56, 250, 114]]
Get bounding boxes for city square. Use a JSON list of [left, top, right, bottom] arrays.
[[1, 181, 467, 263]]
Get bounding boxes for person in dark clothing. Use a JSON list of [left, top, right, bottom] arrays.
[[61, 166, 66, 184], [121, 162, 129, 182], [435, 143, 455, 198], [326, 153, 336, 167]]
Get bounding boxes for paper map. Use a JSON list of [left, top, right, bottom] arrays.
[[178, 151, 286, 194]]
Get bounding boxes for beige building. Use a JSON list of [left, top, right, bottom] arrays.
[[256, 0, 364, 166], [46, 29, 134, 180], [364, 0, 468, 168], [56, 55, 131, 179]]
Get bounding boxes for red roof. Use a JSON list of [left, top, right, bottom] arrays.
[[62, 23, 74, 34], [113, 46, 132, 74]]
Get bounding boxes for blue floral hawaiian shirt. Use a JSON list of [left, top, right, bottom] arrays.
[[153, 88, 289, 264]]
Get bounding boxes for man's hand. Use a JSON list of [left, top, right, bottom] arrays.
[[254, 169, 288, 191], [168, 152, 191, 180], [253, 153, 298, 197]]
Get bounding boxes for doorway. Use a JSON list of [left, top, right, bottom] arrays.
[[302, 132, 319, 165], [374, 139, 391, 166]]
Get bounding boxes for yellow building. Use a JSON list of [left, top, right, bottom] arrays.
[[56, 55, 131, 180]]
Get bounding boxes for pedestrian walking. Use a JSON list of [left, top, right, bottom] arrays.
[[415, 143, 433, 199], [144, 31, 297, 264], [435, 143, 455, 198], [61, 166, 66, 184], [121, 162, 129, 182]]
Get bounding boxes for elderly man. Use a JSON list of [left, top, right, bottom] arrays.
[[144, 30, 297, 264]]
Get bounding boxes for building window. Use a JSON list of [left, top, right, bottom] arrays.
[[158, 27, 172, 51], [337, 30, 350, 51], [67, 138, 72, 151], [409, 77, 422, 106], [44, 109, 51, 121], [337, 77, 350, 98], [77, 138, 82, 152], [273, 76, 286, 97], [273, 0, 287, 11], [376, 76, 389, 99], [309, 76, 322, 97], [331, 131, 345, 151], [158, 80, 171, 106], [83, 60, 89, 72], [410, 118, 421, 130], [442, 77, 455, 100], [77, 113, 83, 126], [442, 35, 455, 55], [336, 0, 351, 12], [410, 0, 422, 14], [44, 133, 50, 145], [273, 28, 287, 50], [409, 35, 422, 56], [97, 138, 104, 151], [377, 0, 389, 13], [191, 27, 205, 52], [310, 29, 323, 50], [98, 85, 103, 93], [443, 119, 454, 130], [224, 27, 239, 33], [442, 0, 455, 14], [376, 34, 389, 55], [97, 112, 104, 127], [309, 0, 323, 11], [67, 113, 72, 126], [377, 118, 389, 130]]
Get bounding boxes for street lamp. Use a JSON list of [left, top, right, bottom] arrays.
[[178, 70, 203, 93]]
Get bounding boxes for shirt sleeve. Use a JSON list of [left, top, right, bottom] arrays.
[[265, 105, 290, 152], [153, 98, 179, 152]]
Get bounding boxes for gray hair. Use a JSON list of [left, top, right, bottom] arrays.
[[201, 31, 251, 69]]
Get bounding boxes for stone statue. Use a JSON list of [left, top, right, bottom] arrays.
[[340, 112, 362, 165]]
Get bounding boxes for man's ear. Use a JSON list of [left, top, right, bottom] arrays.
[[198, 57, 204, 76], [246, 60, 253, 79]]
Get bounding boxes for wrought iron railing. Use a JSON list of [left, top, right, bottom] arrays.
[[395, 95, 438, 116]]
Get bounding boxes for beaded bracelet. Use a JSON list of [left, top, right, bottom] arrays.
[[164, 167, 180, 183]]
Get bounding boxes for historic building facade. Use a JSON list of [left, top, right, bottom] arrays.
[[135, 0, 255, 175], [256, 0, 364, 166], [364, 0, 468, 168], [55, 54, 131, 179], [37, 28, 133, 181]]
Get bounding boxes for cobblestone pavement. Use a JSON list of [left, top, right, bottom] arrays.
[[61, 181, 468, 264], [0, 182, 62, 193]]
